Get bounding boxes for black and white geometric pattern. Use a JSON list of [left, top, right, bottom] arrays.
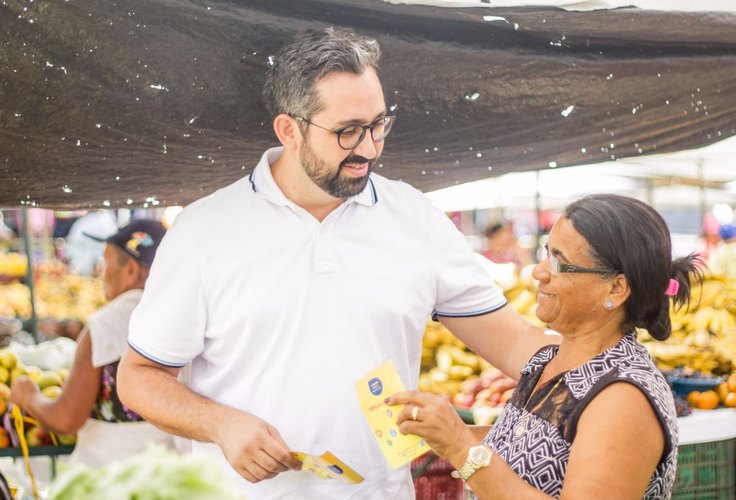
[[484, 333, 677, 499]]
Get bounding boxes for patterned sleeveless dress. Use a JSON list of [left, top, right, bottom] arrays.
[[484, 332, 678, 499]]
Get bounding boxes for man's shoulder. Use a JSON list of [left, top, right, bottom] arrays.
[[368, 173, 433, 206], [89, 289, 143, 323]]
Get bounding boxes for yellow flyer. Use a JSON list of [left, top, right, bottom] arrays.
[[355, 359, 429, 469], [292, 451, 364, 484]]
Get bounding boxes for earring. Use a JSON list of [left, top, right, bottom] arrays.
[[604, 299, 614, 310]]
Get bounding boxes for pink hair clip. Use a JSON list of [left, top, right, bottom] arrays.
[[665, 278, 679, 297]]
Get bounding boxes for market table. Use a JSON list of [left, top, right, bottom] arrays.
[[0, 445, 74, 479], [678, 408, 736, 445]]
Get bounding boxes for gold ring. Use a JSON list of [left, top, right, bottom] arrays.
[[411, 406, 419, 421]]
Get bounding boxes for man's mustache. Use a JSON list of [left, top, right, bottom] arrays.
[[340, 155, 372, 168]]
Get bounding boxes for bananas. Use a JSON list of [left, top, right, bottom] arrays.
[[641, 276, 736, 376], [0, 274, 105, 321]]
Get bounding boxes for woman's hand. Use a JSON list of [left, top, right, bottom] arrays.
[[386, 390, 477, 466]]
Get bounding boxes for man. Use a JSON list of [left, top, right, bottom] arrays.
[[11, 219, 173, 467], [118, 28, 549, 498]]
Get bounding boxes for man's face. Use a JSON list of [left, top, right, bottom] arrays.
[[298, 68, 387, 199], [102, 244, 131, 301]]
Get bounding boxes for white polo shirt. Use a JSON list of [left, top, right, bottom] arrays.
[[128, 147, 506, 499]]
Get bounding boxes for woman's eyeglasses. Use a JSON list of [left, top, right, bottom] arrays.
[[545, 246, 618, 275]]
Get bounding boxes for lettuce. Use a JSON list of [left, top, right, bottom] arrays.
[[48, 445, 245, 500]]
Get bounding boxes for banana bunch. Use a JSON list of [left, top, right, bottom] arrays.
[[0, 283, 31, 318], [0, 253, 28, 279], [641, 274, 736, 375], [420, 321, 489, 396], [34, 275, 106, 321], [0, 274, 105, 322]]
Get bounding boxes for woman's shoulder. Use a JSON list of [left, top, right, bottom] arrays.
[[520, 343, 560, 376]]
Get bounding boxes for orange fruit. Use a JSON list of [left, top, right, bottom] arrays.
[[687, 391, 702, 407], [728, 373, 736, 393], [697, 390, 720, 410], [717, 382, 730, 404], [726, 392, 736, 409]]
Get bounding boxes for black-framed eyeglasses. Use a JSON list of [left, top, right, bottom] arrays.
[[291, 115, 396, 150], [545, 246, 618, 275]]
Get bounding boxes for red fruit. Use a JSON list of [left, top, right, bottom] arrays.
[[500, 388, 515, 404], [452, 393, 476, 408]]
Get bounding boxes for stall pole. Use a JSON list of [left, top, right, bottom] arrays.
[[534, 170, 542, 262], [697, 159, 706, 231], [21, 208, 39, 343]]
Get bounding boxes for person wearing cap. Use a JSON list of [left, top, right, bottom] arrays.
[[709, 223, 736, 279], [10, 219, 174, 468]]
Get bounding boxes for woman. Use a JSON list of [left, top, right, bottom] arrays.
[[388, 194, 701, 499]]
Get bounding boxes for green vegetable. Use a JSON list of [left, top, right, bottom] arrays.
[[48, 445, 245, 500]]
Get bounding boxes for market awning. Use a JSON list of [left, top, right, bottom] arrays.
[[1, 0, 735, 209]]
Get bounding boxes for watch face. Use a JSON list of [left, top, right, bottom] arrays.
[[470, 446, 491, 466]]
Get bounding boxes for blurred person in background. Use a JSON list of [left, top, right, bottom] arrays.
[[481, 221, 533, 269], [0, 212, 15, 243], [63, 210, 118, 276], [388, 194, 702, 500], [10, 219, 174, 468], [694, 212, 721, 267], [709, 223, 736, 279]]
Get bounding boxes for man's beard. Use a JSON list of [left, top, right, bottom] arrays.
[[300, 139, 377, 199]]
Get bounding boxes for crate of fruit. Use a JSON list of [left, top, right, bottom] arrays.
[[673, 438, 736, 500]]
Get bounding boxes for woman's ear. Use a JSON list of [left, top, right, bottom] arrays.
[[273, 114, 301, 151], [607, 273, 631, 308]]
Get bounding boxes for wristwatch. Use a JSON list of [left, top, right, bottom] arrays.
[[456, 444, 493, 481]]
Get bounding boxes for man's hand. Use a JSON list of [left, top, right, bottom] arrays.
[[10, 376, 39, 409], [214, 410, 303, 483]]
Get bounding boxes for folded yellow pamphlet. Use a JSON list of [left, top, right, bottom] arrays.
[[355, 359, 429, 469], [292, 451, 364, 484]]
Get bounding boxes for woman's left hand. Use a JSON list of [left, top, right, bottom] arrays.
[[386, 390, 476, 463]]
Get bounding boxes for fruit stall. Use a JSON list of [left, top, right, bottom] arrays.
[[413, 266, 736, 499], [0, 253, 104, 496]]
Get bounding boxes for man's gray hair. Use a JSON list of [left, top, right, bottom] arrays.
[[263, 27, 381, 119]]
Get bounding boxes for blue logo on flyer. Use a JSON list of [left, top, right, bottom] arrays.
[[328, 465, 344, 475], [368, 377, 383, 396]]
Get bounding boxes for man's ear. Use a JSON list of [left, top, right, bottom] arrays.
[[126, 258, 143, 287], [273, 114, 302, 151]]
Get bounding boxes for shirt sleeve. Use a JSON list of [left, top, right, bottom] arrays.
[[128, 210, 207, 367], [87, 290, 142, 367], [428, 205, 507, 318]]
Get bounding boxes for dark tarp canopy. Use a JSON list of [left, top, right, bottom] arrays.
[[1, 0, 735, 209]]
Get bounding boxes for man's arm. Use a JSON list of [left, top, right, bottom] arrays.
[[117, 347, 302, 482], [11, 327, 100, 435], [438, 305, 558, 379]]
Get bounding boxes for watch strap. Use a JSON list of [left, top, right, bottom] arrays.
[[457, 444, 493, 481]]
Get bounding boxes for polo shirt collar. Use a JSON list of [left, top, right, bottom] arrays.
[[249, 146, 378, 207]]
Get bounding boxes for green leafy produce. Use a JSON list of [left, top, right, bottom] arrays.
[[48, 445, 245, 500]]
